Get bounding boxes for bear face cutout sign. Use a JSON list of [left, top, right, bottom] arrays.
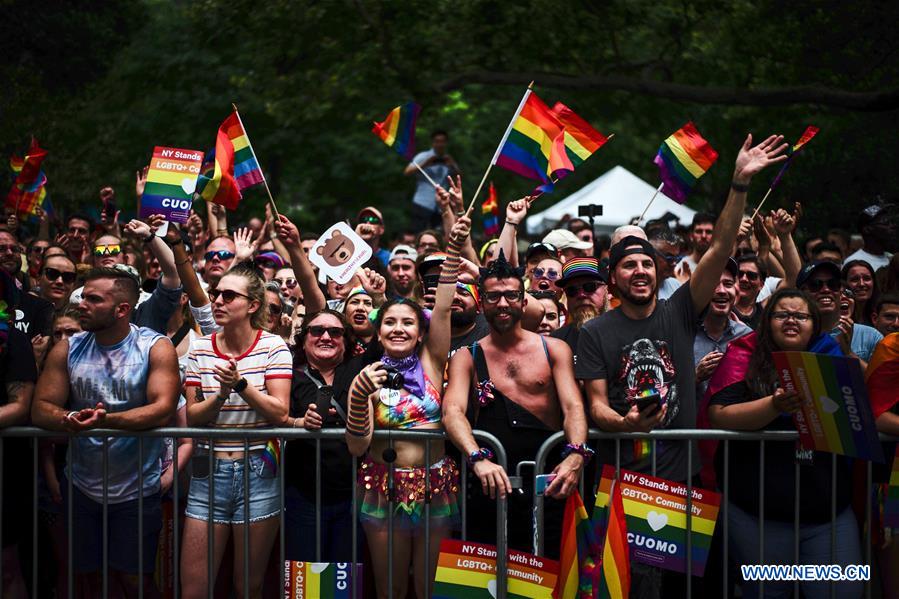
[[309, 222, 372, 284]]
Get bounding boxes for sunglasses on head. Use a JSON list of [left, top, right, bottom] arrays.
[[564, 281, 603, 298], [805, 277, 841, 293], [360, 215, 381, 225], [208, 288, 250, 303], [738, 270, 760, 282], [204, 250, 236, 262], [93, 244, 121, 257], [274, 277, 298, 288], [43, 267, 77, 284], [307, 325, 345, 338], [531, 267, 560, 280]]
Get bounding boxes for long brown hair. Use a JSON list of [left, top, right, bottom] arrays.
[[747, 289, 822, 397]]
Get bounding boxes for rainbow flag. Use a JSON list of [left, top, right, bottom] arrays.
[[551, 102, 609, 169], [261, 438, 280, 475], [653, 122, 718, 203], [866, 332, 899, 419], [482, 182, 500, 237], [885, 447, 899, 528], [769, 125, 820, 190], [6, 139, 48, 215], [196, 111, 264, 209], [433, 539, 558, 598], [493, 91, 573, 193], [597, 479, 630, 599], [283, 562, 362, 598], [774, 351, 883, 462], [557, 491, 599, 599], [372, 102, 420, 161]]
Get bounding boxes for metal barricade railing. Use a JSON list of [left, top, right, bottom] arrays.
[[532, 428, 898, 599], [0, 426, 510, 599]]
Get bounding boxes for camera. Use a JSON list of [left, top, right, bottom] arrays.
[[383, 368, 405, 390]]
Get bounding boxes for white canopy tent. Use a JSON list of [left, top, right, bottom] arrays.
[[525, 165, 697, 235]]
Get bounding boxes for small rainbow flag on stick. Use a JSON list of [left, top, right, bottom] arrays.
[[751, 125, 819, 218], [653, 122, 719, 204], [6, 138, 48, 216], [372, 102, 420, 161], [481, 182, 500, 238], [197, 110, 265, 210]]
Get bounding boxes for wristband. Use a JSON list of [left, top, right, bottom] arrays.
[[143, 231, 155, 243], [232, 378, 248, 393], [466, 447, 494, 467], [505, 219, 520, 227], [65, 411, 78, 420], [560, 442, 595, 462], [730, 180, 750, 193]]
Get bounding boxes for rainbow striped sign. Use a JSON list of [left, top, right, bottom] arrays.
[[283, 562, 362, 599], [141, 146, 204, 224], [593, 465, 721, 576], [885, 446, 899, 528], [774, 351, 884, 462], [433, 539, 558, 598]]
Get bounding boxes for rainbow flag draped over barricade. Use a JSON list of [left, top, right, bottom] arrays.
[[6, 139, 48, 215], [482, 182, 500, 237], [196, 111, 264, 209], [557, 491, 599, 599], [653, 122, 718, 203], [372, 102, 420, 161]]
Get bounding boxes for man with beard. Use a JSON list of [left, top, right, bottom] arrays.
[[386, 245, 418, 300], [675, 212, 716, 279], [576, 133, 788, 597], [872, 292, 899, 336], [844, 203, 896, 271], [31, 267, 179, 598], [551, 258, 608, 363], [443, 254, 589, 558], [1, 228, 54, 338], [448, 279, 490, 355], [693, 259, 751, 398]]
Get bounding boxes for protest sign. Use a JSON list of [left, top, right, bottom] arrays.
[[432, 539, 558, 598], [308, 222, 372, 284], [283, 562, 362, 599], [774, 351, 883, 462], [140, 146, 204, 224], [593, 465, 720, 576]]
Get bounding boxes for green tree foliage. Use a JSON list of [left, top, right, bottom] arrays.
[[2, 0, 897, 241]]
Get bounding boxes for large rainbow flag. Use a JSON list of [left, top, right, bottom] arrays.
[[774, 351, 883, 461], [653, 122, 718, 203], [557, 491, 599, 599], [866, 332, 899, 418], [6, 139, 48, 215], [196, 111, 264, 209], [597, 479, 630, 599], [482, 182, 500, 238], [492, 91, 573, 192], [372, 102, 420, 161], [551, 102, 609, 170]]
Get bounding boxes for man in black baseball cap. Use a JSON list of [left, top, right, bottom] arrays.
[[844, 203, 896, 271]]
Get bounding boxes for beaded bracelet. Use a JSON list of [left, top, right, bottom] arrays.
[[560, 442, 595, 462], [466, 447, 495, 467]]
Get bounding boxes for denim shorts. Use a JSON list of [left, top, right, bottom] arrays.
[[185, 454, 281, 524]]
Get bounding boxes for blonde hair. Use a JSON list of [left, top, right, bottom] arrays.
[[221, 263, 268, 330]]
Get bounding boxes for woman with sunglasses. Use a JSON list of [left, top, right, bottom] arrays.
[[181, 262, 291, 599], [264, 281, 293, 341], [528, 256, 564, 297], [842, 259, 879, 326], [285, 309, 363, 562], [707, 289, 859, 599], [345, 216, 471, 599]]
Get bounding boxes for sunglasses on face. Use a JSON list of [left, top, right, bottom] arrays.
[[93, 244, 121, 256], [738, 270, 760, 282], [564, 281, 603, 298], [0, 244, 21, 254], [805, 277, 841, 293], [660, 253, 679, 265], [208, 288, 250, 303], [268, 303, 283, 315], [204, 250, 236, 262], [483, 290, 524, 304], [28, 246, 48, 255], [771, 310, 811, 323], [274, 277, 298, 288], [307, 325, 345, 338], [43, 267, 77, 284], [531, 267, 560, 280], [360, 215, 381, 225]]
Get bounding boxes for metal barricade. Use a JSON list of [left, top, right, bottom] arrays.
[[0, 426, 510, 599], [531, 428, 897, 599]]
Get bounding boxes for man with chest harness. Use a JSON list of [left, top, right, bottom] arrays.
[[443, 252, 590, 558]]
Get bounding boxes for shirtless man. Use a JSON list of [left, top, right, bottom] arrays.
[[443, 254, 590, 558]]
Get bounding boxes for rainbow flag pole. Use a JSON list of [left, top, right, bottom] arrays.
[[465, 81, 534, 217], [230, 103, 280, 219], [751, 126, 819, 219], [637, 182, 665, 224]]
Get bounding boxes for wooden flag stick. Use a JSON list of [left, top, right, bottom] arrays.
[[231, 103, 281, 220], [637, 182, 665, 224], [411, 160, 441, 189], [465, 81, 535, 218], [750, 188, 773, 221]]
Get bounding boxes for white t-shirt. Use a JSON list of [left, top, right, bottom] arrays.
[[844, 249, 892, 272]]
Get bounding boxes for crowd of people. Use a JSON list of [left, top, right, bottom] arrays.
[[0, 129, 897, 599]]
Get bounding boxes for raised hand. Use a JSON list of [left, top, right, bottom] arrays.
[[449, 215, 471, 242], [751, 215, 772, 250], [99, 208, 121, 234], [736, 217, 753, 245], [358, 267, 386, 297], [734, 134, 788, 182], [274, 214, 300, 247], [233, 227, 259, 261], [446, 175, 463, 213], [771, 208, 795, 236], [505, 196, 533, 225], [135, 167, 149, 198], [123, 218, 152, 240]]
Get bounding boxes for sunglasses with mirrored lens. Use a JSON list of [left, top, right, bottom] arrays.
[[806, 277, 841, 293], [43, 267, 77, 284], [532, 268, 560, 280], [564, 281, 602, 298], [208, 288, 249, 303], [360, 215, 381, 225], [307, 325, 345, 338], [93, 244, 121, 257], [274, 277, 298, 288], [204, 250, 236, 262]]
